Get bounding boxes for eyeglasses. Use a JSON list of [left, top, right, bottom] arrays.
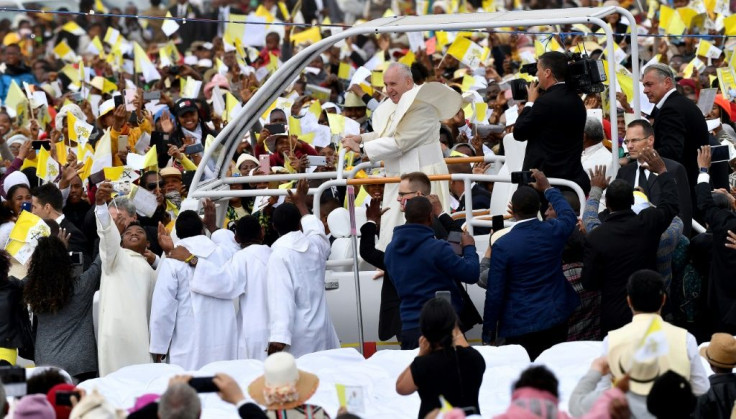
[[623, 137, 648, 146], [145, 181, 164, 191], [397, 190, 419, 198]]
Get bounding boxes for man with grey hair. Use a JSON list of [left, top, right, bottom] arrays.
[[642, 63, 709, 202], [340, 62, 462, 250], [94, 182, 158, 376], [581, 117, 613, 179], [158, 382, 201, 419]]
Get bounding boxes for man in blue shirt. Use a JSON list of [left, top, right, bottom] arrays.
[[384, 196, 480, 350]]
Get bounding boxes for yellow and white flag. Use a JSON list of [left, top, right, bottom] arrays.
[[4, 80, 28, 117], [633, 316, 669, 362], [133, 42, 161, 83], [53, 40, 77, 62], [90, 129, 113, 175], [36, 146, 60, 182], [447, 36, 489, 68], [62, 21, 86, 36], [224, 92, 242, 122], [162, 11, 180, 37], [67, 112, 94, 146], [6, 211, 51, 265]]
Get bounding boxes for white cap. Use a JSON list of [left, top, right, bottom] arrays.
[[98, 99, 115, 118], [321, 102, 341, 114], [3, 171, 29, 193], [6, 134, 28, 147], [197, 58, 213, 68]]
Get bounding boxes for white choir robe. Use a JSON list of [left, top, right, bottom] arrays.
[[267, 214, 340, 357], [96, 208, 157, 377], [191, 244, 272, 360], [149, 235, 238, 371]]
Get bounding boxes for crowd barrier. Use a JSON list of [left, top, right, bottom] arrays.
[[69, 341, 716, 418]]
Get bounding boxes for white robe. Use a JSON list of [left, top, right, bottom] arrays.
[[267, 214, 340, 357], [149, 235, 238, 371], [361, 84, 453, 251], [96, 208, 157, 377], [192, 244, 272, 360]]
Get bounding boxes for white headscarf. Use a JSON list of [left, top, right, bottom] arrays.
[[55, 104, 87, 131]]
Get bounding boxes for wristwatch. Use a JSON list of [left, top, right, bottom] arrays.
[[359, 142, 364, 153], [188, 256, 198, 267], [699, 167, 709, 173]]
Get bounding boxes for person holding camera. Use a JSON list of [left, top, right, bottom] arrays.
[[514, 51, 591, 196], [482, 170, 580, 360]]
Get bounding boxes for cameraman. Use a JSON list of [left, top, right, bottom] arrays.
[[514, 51, 591, 195]]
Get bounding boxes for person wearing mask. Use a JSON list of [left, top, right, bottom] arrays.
[[483, 170, 580, 360], [266, 180, 340, 357], [396, 298, 485, 418], [384, 196, 479, 349], [513, 51, 590, 195], [24, 236, 101, 381], [94, 182, 158, 377], [149, 210, 236, 370]]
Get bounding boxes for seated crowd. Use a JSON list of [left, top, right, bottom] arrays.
[[0, 0, 735, 416]]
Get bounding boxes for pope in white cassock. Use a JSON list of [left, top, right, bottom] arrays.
[[149, 210, 237, 371], [341, 62, 462, 250], [267, 180, 340, 358], [94, 183, 157, 377], [180, 216, 272, 361]]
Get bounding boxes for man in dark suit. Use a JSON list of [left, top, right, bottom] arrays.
[[31, 183, 91, 268], [695, 145, 736, 334], [168, 0, 203, 53], [643, 64, 709, 204], [514, 51, 590, 195], [483, 170, 580, 360], [616, 119, 692, 236], [582, 148, 679, 335]]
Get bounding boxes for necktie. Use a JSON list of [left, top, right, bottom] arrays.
[[638, 167, 649, 197]]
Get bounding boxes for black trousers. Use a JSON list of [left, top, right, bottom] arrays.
[[505, 322, 568, 361], [400, 328, 422, 350]]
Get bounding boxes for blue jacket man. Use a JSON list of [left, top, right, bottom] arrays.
[[385, 196, 479, 350], [483, 170, 580, 360]]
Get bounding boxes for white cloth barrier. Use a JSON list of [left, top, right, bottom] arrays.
[[74, 343, 627, 418], [534, 341, 604, 412]]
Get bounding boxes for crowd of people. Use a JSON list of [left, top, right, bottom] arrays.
[[0, 0, 734, 416]]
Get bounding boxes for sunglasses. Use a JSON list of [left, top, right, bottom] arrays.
[[145, 181, 164, 191]]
